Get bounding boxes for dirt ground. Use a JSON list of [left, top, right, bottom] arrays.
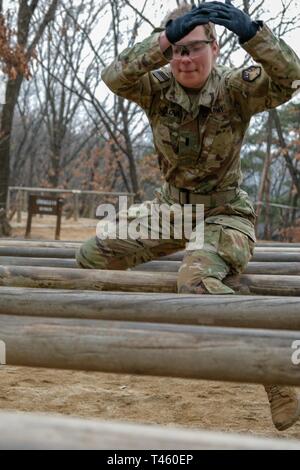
[[1, 213, 300, 441]]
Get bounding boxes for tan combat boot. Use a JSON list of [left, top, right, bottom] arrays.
[[264, 385, 300, 431]]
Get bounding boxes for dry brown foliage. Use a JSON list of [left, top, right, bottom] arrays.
[[0, 13, 33, 80]]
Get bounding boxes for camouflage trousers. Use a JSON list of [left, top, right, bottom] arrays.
[[76, 185, 256, 294]]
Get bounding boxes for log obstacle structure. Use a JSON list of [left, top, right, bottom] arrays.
[[3, 256, 300, 276], [0, 412, 299, 450], [1, 314, 300, 385], [2, 238, 300, 248], [1, 286, 300, 330], [2, 244, 300, 263], [2, 265, 300, 295], [1, 239, 300, 446]]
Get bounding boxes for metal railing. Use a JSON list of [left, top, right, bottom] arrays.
[[7, 186, 136, 222]]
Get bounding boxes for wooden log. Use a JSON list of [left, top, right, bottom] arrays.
[[2, 257, 300, 276], [1, 244, 300, 259], [0, 265, 177, 292], [163, 251, 300, 263], [133, 261, 300, 275], [0, 257, 78, 269], [1, 265, 300, 295], [1, 314, 300, 385], [0, 239, 80, 248], [1, 412, 299, 450], [2, 245, 300, 265], [1, 287, 300, 330], [0, 247, 76, 258], [0, 238, 300, 251], [2, 238, 300, 248]]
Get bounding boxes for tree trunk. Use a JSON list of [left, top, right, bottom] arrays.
[[0, 0, 59, 235], [256, 112, 273, 238], [0, 76, 23, 235]]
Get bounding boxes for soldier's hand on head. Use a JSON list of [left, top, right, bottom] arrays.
[[165, 6, 211, 44], [196, 0, 260, 43]]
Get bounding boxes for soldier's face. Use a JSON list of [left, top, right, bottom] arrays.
[[170, 26, 219, 89]]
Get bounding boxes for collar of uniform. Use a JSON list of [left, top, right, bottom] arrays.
[[165, 77, 190, 112], [197, 67, 221, 108], [165, 67, 220, 113]]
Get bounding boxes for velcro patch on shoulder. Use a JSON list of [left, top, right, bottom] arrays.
[[152, 69, 171, 83], [242, 65, 262, 82]]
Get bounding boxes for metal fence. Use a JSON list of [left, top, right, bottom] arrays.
[[7, 186, 136, 222]]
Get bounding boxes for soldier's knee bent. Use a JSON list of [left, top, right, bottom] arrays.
[[177, 224, 254, 295], [76, 237, 111, 269], [177, 250, 230, 294], [217, 227, 254, 273]]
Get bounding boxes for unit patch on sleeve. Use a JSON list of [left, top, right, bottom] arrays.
[[242, 66, 262, 82]]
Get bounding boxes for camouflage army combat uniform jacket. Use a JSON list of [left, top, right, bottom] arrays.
[[102, 24, 300, 199]]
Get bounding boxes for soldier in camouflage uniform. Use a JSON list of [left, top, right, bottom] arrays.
[[77, 1, 300, 430]]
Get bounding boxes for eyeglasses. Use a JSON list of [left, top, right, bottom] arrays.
[[170, 40, 214, 61]]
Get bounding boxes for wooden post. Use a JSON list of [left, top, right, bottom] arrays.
[[25, 195, 34, 238], [17, 190, 22, 223], [25, 195, 64, 240], [55, 198, 64, 240], [87, 194, 95, 219], [6, 188, 11, 216], [73, 192, 80, 221]]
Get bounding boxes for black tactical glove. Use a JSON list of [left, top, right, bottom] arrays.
[[196, 0, 260, 43], [165, 6, 211, 44]]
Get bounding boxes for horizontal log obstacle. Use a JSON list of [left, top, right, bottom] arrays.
[[1, 314, 300, 385], [1, 412, 299, 450], [0, 246, 76, 258], [1, 265, 300, 295], [2, 238, 300, 247], [0, 266, 177, 292], [163, 251, 300, 263], [2, 246, 300, 264], [0, 257, 78, 269], [0, 239, 80, 249], [1, 286, 300, 330], [2, 257, 300, 276], [132, 261, 300, 275]]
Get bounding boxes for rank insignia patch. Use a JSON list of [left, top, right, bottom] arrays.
[[152, 69, 170, 83], [242, 66, 262, 82]]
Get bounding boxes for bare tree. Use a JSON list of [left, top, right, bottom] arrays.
[[0, 0, 59, 235]]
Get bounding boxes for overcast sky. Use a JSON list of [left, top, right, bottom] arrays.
[[135, 0, 300, 56], [1, 0, 299, 104]]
